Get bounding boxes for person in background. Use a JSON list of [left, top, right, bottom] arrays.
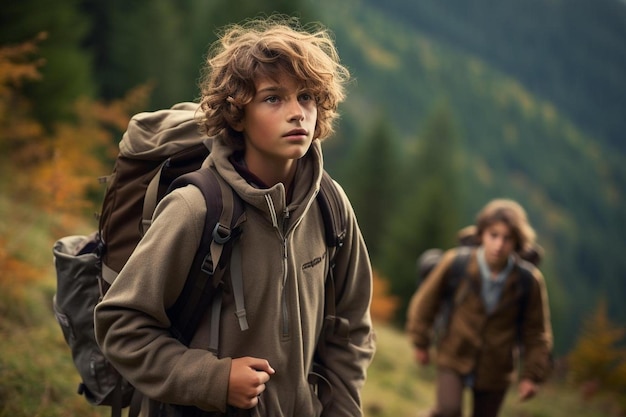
[[406, 198, 553, 417], [95, 15, 375, 417]]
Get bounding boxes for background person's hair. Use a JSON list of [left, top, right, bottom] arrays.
[[198, 15, 350, 147], [474, 198, 537, 255]]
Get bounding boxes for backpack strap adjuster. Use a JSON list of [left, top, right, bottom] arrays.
[[200, 253, 215, 276], [212, 222, 232, 244]]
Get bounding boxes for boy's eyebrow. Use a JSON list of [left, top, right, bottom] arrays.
[[255, 83, 309, 95], [256, 85, 285, 94]]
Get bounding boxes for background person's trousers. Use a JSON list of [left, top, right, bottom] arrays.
[[427, 367, 508, 417]]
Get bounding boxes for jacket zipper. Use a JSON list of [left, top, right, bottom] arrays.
[[265, 194, 291, 339], [281, 207, 290, 338]]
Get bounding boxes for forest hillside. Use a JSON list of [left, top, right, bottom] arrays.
[[1, 0, 625, 414], [311, 0, 626, 354]]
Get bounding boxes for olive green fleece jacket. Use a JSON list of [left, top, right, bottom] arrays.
[[406, 247, 553, 390], [94, 138, 375, 416]]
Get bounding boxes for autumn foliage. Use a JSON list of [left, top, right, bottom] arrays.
[[370, 269, 400, 323], [1, 34, 150, 214], [0, 36, 148, 320], [568, 299, 626, 412], [29, 89, 151, 217]]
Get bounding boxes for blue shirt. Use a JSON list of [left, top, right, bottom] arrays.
[[477, 247, 514, 314]]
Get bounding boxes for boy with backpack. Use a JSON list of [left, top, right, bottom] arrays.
[[94, 16, 375, 417], [406, 199, 553, 417]]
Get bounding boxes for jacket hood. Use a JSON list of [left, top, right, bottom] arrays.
[[204, 136, 325, 226]]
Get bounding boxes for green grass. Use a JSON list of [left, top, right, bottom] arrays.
[[362, 324, 622, 417], [0, 279, 108, 417]]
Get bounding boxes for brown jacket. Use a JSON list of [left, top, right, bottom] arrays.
[[406, 247, 553, 390], [94, 138, 375, 416]]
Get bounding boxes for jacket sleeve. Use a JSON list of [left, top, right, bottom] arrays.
[[315, 185, 376, 417], [519, 267, 554, 383], [94, 186, 231, 412], [405, 249, 457, 348]]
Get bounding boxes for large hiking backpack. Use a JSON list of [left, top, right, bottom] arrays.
[[52, 102, 348, 417], [415, 228, 540, 342]]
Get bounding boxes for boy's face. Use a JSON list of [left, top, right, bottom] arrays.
[[481, 221, 516, 268], [234, 72, 317, 173]]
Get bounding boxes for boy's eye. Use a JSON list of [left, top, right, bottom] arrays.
[[264, 96, 279, 103]]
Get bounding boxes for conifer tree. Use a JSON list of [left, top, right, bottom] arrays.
[[83, 0, 316, 110], [0, 0, 94, 127], [380, 101, 463, 324], [343, 115, 400, 264]]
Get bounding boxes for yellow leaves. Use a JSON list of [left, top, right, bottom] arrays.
[[370, 269, 400, 323], [568, 299, 626, 408], [0, 237, 39, 290], [0, 36, 150, 313], [569, 300, 626, 380], [0, 32, 46, 92], [83, 83, 154, 133], [0, 34, 46, 152], [31, 140, 98, 215]]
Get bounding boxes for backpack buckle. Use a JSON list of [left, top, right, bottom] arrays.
[[201, 253, 214, 276], [212, 223, 232, 244]]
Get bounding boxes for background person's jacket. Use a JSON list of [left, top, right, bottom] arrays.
[[406, 247, 553, 390], [94, 137, 376, 416]]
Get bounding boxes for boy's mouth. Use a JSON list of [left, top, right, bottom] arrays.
[[284, 128, 308, 137]]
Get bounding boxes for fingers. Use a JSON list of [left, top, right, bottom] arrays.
[[518, 379, 538, 402], [248, 357, 275, 375], [234, 389, 262, 410], [228, 357, 275, 409], [519, 388, 536, 402]]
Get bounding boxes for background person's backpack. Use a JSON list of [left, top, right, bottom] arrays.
[[52, 102, 348, 417], [415, 226, 541, 342]]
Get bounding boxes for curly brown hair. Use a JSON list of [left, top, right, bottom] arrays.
[[475, 198, 537, 254], [197, 16, 350, 147]]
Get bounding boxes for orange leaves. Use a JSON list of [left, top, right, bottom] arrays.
[[370, 269, 400, 323], [31, 139, 98, 215], [28, 87, 150, 216], [1, 35, 152, 219], [0, 33, 46, 152], [0, 32, 46, 92], [89, 84, 154, 133], [0, 237, 39, 289], [0, 36, 151, 307], [568, 299, 626, 409]]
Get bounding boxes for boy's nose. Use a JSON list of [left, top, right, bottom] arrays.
[[287, 101, 305, 121]]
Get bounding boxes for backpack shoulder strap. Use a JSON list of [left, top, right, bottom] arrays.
[[515, 260, 535, 340], [317, 171, 349, 321], [165, 167, 245, 349], [317, 170, 347, 250], [445, 246, 472, 297]]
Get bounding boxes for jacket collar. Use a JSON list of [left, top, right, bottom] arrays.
[[204, 135, 324, 224]]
